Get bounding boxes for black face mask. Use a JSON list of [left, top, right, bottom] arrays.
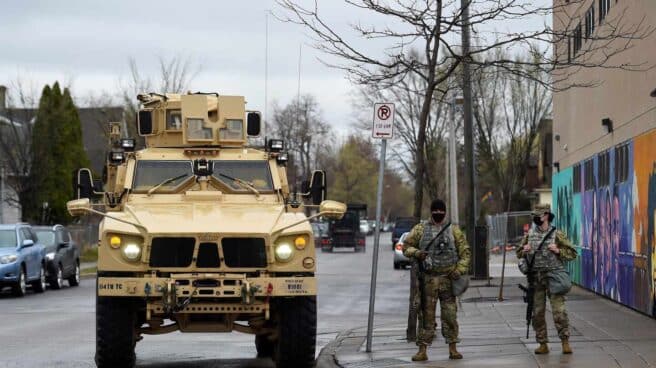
[[533, 216, 544, 226], [432, 213, 446, 223]]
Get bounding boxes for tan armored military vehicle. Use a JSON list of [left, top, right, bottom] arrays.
[[68, 92, 345, 368]]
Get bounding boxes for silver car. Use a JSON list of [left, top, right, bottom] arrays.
[[393, 232, 411, 269]]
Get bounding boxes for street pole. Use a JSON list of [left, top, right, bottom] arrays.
[[365, 138, 387, 352], [460, 0, 478, 272], [449, 99, 459, 225]]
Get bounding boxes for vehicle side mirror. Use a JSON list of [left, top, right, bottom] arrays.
[[73, 168, 103, 199], [319, 200, 346, 220], [309, 170, 327, 205], [22, 239, 34, 248], [138, 110, 154, 136], [247, 112, 261, 137], [57, 242, 69, 250], [67, 198, 92, 217]]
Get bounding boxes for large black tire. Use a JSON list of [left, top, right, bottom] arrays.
[[274, 296, 317, 368], [96, 296, 137, 368], [31, 263, 46, 293], [255, 334, 275, 358], [68, 262, 80, 287], [12, 266, 27, 297], [50, 264, 64, 289]]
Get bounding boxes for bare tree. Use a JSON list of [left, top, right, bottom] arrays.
[[352, 61, 457, 210], [276, 0, 651, 218], [118, 56, 201, 144], [0, 78, 39, 220], [270, 94, 332, 186], [474, 50, 553, 212]]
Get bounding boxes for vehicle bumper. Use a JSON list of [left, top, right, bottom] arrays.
[[45, 260, 58, 278], [97, 273, 316, 298], [393, 251, 410, 264], [0, 263, 20, 283]]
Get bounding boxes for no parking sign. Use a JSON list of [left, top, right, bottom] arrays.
[[372, 103, 394, 139]]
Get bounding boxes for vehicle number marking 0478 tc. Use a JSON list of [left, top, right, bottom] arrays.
[[98, 283, 123, 290]]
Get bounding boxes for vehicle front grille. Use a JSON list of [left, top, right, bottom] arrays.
[[221, 238, 267, 268], [149, 237, 195, 268], [197, 242, 220, 268]]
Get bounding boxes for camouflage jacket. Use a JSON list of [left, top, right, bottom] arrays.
[[516, 228, 577, 262], [402, 222, 471, 275]]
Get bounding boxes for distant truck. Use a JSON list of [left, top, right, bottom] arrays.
[[322, 203, 367, 253]]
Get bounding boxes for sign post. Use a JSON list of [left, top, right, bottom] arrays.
[[365, 103, 395, 352]]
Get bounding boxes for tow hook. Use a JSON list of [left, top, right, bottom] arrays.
[[241, 281, 260, 305], [159, 281, 178, 315]]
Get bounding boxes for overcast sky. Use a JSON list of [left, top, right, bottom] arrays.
[[0, 0, 551, 134]]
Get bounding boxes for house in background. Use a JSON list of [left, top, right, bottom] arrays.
[[0, 85, 124, 223]]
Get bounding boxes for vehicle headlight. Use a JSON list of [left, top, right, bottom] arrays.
[[275, 243, 294, 262], [0, 254, 18, 264], [122, 243, 142, 261], [45, 252, 55, 261]]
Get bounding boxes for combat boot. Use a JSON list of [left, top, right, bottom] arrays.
[[411, 345, 428, 361], [561, 339, 573, 354], [448, 343, 463, 359], [534, 343, 549, 354]]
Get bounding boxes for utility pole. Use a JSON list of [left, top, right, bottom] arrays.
[[449, 97, 461, 225], [0, 165, 5, 223], [460, 0, 478, 273]]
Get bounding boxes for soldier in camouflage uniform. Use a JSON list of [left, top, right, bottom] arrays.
[[516, 203, 577, 355], [402, 199, 471, 361]]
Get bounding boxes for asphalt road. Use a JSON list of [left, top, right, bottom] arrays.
[[0, 234, 411, 368]]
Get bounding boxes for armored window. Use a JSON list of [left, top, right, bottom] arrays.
[[166, 109, 182, 130], [212, 160, 274, 192], [219, 119, 243, 141], [186, 118, 213, 140], [132, 160, 194, 193]]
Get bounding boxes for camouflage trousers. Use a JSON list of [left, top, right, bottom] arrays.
[[532, 271, 570, 343], [416, 274, 459, 346]]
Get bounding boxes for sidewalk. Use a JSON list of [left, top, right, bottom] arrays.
[[321, 276, 656, 368]]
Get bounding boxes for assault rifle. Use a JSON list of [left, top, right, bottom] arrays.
[[518, 226, 556, 339]]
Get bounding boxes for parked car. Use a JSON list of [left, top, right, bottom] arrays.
[[391, 217, 419, 249], [360, 220, 372, 235], [33, 225, 81, 289], [0, 223, 47, 296], [393, 232, 411, 269]]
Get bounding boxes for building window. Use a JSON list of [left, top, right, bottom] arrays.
[[614, 143, 629, 184], [598, 150, 610, 186], [573, 163, 581, 193], [599, 0, 611, 24], [584, 159, 595, 191], [585, 6, 595, 39], [573, 23, 583, 56]]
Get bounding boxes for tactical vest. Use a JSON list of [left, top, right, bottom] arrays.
[[527, 227, 562, 271], [420, 222, 458, 272]]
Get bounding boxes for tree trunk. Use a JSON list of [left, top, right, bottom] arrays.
[[412, 86, 436, 219]]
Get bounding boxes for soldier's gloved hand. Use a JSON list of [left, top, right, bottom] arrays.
[[449, 270, 461, 280], [415, 250, 428, 261]]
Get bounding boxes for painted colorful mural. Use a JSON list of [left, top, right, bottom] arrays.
[[553, 129, 656, 316]]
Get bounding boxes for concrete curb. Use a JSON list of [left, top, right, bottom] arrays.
[[316, 328, 357, 368], [80, 272, 96, 280]]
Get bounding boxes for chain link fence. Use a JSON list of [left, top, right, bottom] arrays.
[[68, 223, 99, 250], [486, 211, 532, 253]]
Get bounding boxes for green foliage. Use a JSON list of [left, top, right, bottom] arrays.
[[25, 82, 90, 224], [327, 135, 413, 219]]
